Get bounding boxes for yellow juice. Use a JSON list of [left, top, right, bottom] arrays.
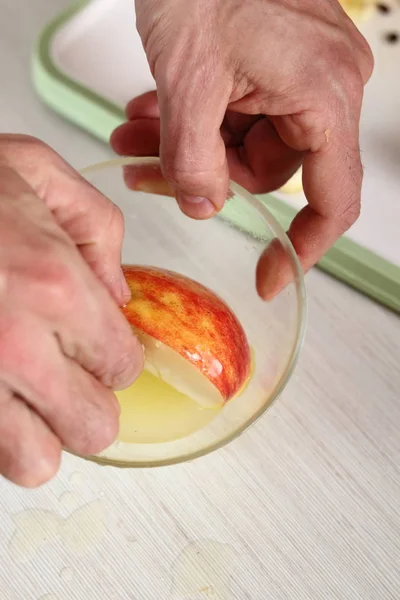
[[115, 370, 220, 445]]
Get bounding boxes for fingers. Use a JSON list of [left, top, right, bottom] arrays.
[[0, 311, 121, 459], [155, 65, 231, 219], [8, 250, 143, 391], [225, 117, 303, 193], [53, 275, 144, 392], [289, 139, 362, 270], [41, 356, 121, 456], [112, 92, 303, 196], [255, 202, 349, 300], [125, 90, 160, 120], [123, 163, 174, 197], [63, 183, 131, 307], [114, 88, 231, 217], [115, 83, 362, 292], [257, 98, 363, 298], [256, 239, 293, 301], [0, 135, 129, 306], [0, 178, 143, 392], [271, 104, 362, 270], [0, 384, 61, 488], [111, 118, 161, 157]]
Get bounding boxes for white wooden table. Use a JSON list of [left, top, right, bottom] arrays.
[[0, 2, 399, 599]]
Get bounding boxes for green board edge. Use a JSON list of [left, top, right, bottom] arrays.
[[32, 0, 400, 314], [32, 0, 125, 142]]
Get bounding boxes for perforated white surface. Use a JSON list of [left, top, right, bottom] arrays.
[[50, 0, 400, 267]]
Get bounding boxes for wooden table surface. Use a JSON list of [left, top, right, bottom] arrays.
[[0, 2, 399, 599]]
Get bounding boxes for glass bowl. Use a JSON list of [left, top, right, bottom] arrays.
[[79, 157, 306, 468]]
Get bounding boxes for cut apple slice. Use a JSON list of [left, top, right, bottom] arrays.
[[139, 332, 225, 408], [122, 265, 251, 408]]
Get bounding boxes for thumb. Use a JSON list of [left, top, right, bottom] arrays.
[[156, 72, 231, 219]]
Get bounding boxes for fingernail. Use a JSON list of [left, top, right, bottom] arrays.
[[120, 269, 131, 305], [176, 194, 215, 219]]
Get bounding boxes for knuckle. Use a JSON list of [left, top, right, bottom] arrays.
[[110, 334, 144, 390], [341, 62, 364, 100], [349, 26, 374, 82], [20, 136, 56, 162], [77, 404, 119, 456], [85, 426, 118, 456], [0, 135, 64, 197], [322, 38, 364, 104], [162, 162, 214, 192], [337, 199, 361, 231], [108, 202, 124, 239], [332, 179, 362, 231], [162, 163, 192, 189], [0, 135, 54, 166], [0, 134, 43, 153], [96, 321, 143, 390], [323, 144, 362, 231], [34, 257, 77, 314], [359, 36, 374, 78], [20, 135, 49, 152]]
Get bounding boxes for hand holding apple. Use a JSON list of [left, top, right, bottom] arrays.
[[0, 135, 143, 488]]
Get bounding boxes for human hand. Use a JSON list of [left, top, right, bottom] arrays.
[[0, 135, 143, 487], [111, 0, 373, 293]]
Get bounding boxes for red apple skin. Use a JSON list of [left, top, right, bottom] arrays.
[[121, 265, 251, 402]]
